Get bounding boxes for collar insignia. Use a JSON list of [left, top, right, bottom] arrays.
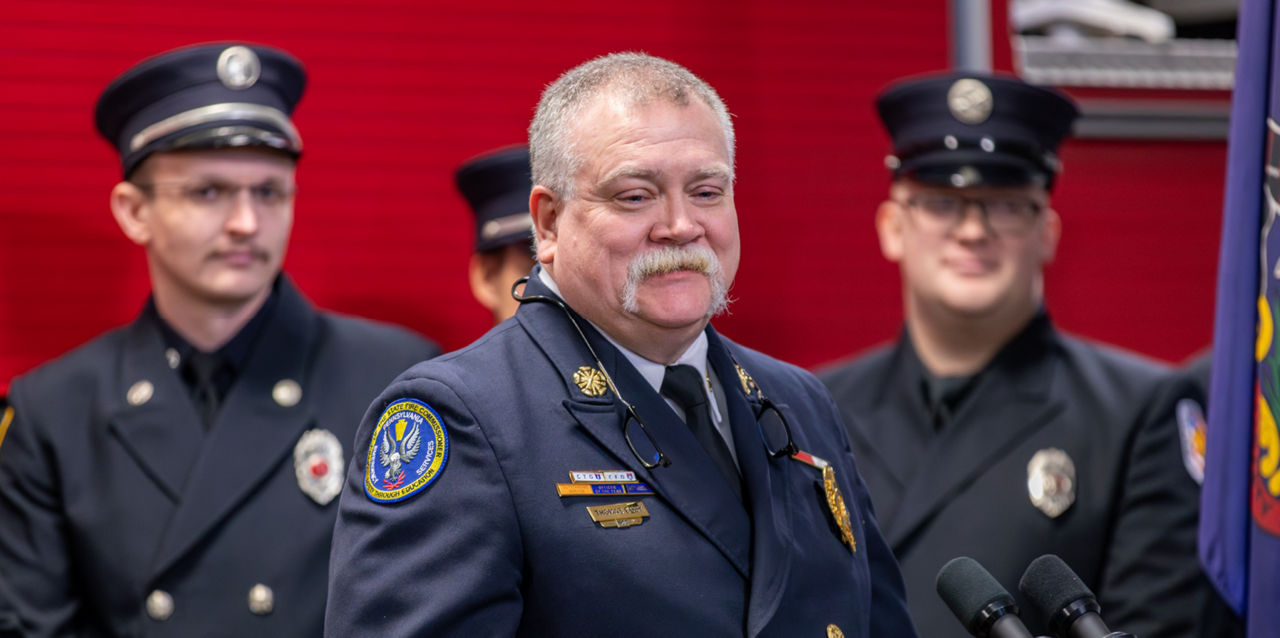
[[734, 363, 761, 400], [573, 366, 608, 397]]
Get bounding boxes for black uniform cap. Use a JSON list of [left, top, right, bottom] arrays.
[[876, 71, 1079, 189], [455, 146, 534, 253], [95, 42, 306, 177]]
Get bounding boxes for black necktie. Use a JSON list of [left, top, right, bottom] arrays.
[[661, 364, 743, 502], [185, 350, 224, 430]]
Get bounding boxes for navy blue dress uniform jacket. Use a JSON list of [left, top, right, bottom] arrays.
[[326, 273, 916, 637], [819, 314, 1214, 638], [0, 278, 439, 637]]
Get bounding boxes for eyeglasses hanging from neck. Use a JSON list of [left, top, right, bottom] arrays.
[[512, 277, 798, 470]]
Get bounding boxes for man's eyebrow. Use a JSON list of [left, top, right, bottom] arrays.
[[598, 165, 733, 186], [599, 166, 660, 185], [691, 166, 733, 183]]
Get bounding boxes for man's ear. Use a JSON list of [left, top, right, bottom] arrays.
[[468, 252, 502, 313], [110, 181, 152, 246], [530, 185, 560, 265], [875, 198, 906, 263], [1039, 206, 1062, 265]]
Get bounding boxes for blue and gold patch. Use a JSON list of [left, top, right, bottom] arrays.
[[365, 399, 449, 503]]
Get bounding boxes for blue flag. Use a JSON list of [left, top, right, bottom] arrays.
[[1200, 0, 1280, 633]]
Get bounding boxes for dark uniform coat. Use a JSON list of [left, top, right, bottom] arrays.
[[819, 314, 1213, 638], [0, 278, 439, 637], [325, 273, 916, 637]]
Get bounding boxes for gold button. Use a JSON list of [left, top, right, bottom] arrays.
[[826, 624, 845, 638], [146, 590, 173, 621], [272, 379, 302, 407], [127, 381, 154, 406], [248, 583, 274, 615]]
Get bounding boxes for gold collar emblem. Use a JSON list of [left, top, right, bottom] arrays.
[[573, 366, 608, 397], [734, 363, 762, 400], [823, 465, 857, 553]]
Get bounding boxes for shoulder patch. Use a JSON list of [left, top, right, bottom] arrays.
[[1175, 398, 1207, 485], [365, 398, 450, 503]]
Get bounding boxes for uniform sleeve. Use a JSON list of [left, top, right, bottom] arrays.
[[1097, 372, 1220, 637], [0, 382, 82, 637], [325, 376, 523, 637], [816, 382, 919, 638], [852, 467, 919, 637]]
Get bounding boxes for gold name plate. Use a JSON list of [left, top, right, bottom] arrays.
[[585, 501, 650, 528]]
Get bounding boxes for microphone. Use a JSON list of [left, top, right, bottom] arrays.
[[1018, 554, 1133, 638], [936, 556, 1035, 638]]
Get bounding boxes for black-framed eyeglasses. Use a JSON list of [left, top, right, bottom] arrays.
[[513, 277, 797, 469], [895, 192, 1042, 235]]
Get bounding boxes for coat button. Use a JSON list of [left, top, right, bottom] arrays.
[[272, 379, 301, 407], [826, 624, 845, 638], [145, 590, 173, 621], [165, 348, 180, 369], [126, 380, 154, 406], [248, 583, 274, 615]]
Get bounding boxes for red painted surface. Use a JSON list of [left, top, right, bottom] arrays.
[[0, 1, 1225, 394]]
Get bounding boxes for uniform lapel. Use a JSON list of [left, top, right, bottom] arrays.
[[107, 313, 204, 501], [849, 338, 931, 493], [706, 330, 794, 637], [883, 316, 1064, 549], [515, 273, 751, 577], [150, 280, 321, 578]]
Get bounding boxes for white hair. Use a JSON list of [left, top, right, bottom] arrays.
[[528, 51, 736, 201]]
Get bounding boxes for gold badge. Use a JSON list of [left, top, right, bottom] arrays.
[[573, 366, 608, 397], [823, 465, 856, 552], [947, 78, 994, 124], [1027, 448, 1076, 518], [586, 501, 650, 528], [734, 363, 761, 400], [827, 624, 845, 638]]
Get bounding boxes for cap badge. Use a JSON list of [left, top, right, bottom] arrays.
[[365, 399, 450, 503], [216, 45, 261, 90], [294, 428, 344, 506], [573, 366, 608, 397], [947, 78, 994, 125], [1027, 447, 1076, 518]]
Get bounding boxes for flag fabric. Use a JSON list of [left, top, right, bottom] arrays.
[[1200, 0, 1280, 633]]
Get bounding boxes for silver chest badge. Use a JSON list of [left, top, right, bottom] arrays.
[[1027, 448, 1075, 518], [217, 45, 261, 90], [294, 429, 344, 505], [947, 78, 994, 124]]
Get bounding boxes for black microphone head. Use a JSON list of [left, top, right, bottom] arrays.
[[937, 556, 1019, 636], [1018, 554, 1102, 636]]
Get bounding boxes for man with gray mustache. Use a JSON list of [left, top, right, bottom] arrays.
[[325, 52, 915, 636], [622, 245, 728, 315]]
